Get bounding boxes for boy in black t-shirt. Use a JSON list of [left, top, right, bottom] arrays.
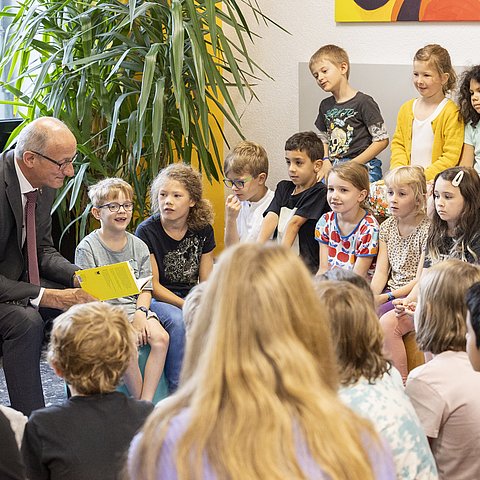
[[258, 131, 330, 272]]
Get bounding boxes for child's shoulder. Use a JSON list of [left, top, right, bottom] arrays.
[[361, 211, 380, 228], [76, 229, 101, 249]]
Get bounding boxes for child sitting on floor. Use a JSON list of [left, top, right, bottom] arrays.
[[21, 302, 153, 480]]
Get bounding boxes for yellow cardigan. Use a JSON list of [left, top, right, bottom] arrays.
[[390, 98, 464, 181]]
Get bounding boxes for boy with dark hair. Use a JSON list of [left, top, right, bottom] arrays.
[[465, 282, 480, 371], [21, 302, 153, 480], [258, 131, 330, 272], [309, 44, 389, 182]]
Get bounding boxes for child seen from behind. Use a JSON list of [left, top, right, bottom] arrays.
[[22, 302, 153, 480], [315, 162, 379, 278], [223, 141, 274, 247], [309, 44, 389, 182], [75, 178, 168, 402], [371, 167, 430, 316], [258, 131, 330, 273], [406, 260, 480, 480], [315, 280, 438, 479]]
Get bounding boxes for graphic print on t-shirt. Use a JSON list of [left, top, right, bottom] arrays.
[[325, 108, 356, 158], [163, 235, 202, 284]]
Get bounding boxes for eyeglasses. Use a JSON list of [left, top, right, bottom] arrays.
[[30, 150, 78, 171], [223, 176, 253, 189], [97, 202, 134, 212]]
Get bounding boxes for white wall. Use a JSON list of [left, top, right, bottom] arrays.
[[224, 0, 479, 189]]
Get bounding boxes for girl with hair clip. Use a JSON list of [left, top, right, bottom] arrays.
[[371, 166, 430, 316], [458, 65, 480, 173], [315, 281, 438, 480], [135, 163, 215, 394], [380, 166, 480, 383], [315, 162, 379, 278], [406, 260, 480, 480], [390, 44, 464, 182], [128, 243, 396, 480]]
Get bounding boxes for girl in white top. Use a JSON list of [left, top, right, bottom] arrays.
[[390, 44, 463, 183], [406, 260, 480, 480]]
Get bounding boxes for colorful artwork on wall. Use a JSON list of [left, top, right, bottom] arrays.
[[336, 0, 480, 22]]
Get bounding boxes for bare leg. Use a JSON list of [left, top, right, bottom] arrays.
[[140, 317, 169, 402], [380, 310, 415, 384], [123, 353, 143, 399]]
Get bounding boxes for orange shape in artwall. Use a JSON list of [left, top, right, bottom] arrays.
[[420, 0, 480, 21]]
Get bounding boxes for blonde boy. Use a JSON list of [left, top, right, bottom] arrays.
[[309, 44, 389, 182], [257, 132, 330, 273], [223, 141, 274, 247], [22, 302, 153, 480], [75, 178, 168, 402]]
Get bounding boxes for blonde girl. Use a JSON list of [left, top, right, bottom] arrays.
[[380, 166, 480, 383], [128, 243, 395, 480], [459, 65, 480, 172], [315, 280, 438, 479], [371, 167, 430, 316], [390, 44, 464, 182], [315, 162, 379, 278], [135, 163, 215, 393], [406, 260, 480, 479]]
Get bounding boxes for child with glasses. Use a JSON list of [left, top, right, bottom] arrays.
[[258, 131, 330, 273], [75, 178, 169, 403], [223, 140, 274, 247]]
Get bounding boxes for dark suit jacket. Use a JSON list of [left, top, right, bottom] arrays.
[[0, 149, 77, 303]]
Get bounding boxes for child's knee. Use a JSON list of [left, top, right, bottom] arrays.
[[148, 322, 169, 350]]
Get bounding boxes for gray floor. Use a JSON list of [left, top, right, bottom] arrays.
[[0, 351, 67, 410]]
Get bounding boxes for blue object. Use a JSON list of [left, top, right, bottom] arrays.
[[117, 344, 169, 404]]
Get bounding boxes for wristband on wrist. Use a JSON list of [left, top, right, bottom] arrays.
[[387, 292, 395, 302], [322, 156, 329, 160], [136, 306, 148, 315]]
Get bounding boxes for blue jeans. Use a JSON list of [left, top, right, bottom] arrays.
[[149, 299, 186, 393], [333, 157, 383, 183]]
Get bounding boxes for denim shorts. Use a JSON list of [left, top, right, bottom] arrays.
[[333, 157, 383, 183]]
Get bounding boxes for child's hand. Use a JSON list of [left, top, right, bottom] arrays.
[[133, 311, 150, 346], [225, 194, 241, 220]]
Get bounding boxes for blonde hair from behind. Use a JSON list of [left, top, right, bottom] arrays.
[[223, 140, 269, 178], [309, 44, 350, 79], [150, 163, 213, 231], [384, 166, 427, 214], [48, 302, 135, 395], [130, 243, 379, 480], [415, 259, 480, 354], [315, 280, 389, 386], [414, 44, 457, 94], [88, 177, 133, 207]]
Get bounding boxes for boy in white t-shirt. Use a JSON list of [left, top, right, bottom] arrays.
[[223, 141, 274, 247]]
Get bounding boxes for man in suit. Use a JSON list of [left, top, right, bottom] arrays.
[[0, 117, 93, 415]]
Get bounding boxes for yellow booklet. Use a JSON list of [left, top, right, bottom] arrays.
[[75, 261, 153, 301]]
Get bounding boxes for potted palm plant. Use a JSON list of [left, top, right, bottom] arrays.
[[0, 0, 281, 245]]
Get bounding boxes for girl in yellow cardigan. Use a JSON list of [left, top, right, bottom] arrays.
[[390, 45, 464, 182]]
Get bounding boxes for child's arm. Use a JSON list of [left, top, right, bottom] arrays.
[[370, 239, 389, 296], [150, 254, 184, 308], [353, 256, 374, 278], [257, 211, 279, 243], [424, 103, 464, 181], [198, 251, 214, 282], [390, 102, 412, 170], [317, 243, 330, 275], [351, 138, 389, 165], [460, 144, 475, 168], [224, 194, 241, 247], [133, 290, 152, 346], [282, 214, 307, 248]]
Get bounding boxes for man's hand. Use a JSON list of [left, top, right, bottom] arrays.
[[225, 194, 241, 221], [40, 288, 97, 311]]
